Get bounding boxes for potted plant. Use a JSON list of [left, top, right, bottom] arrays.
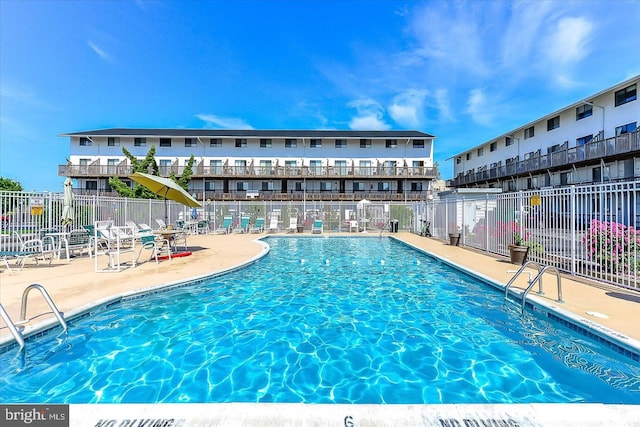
[[448, 225, 461, 246], [508, 222, 544, 264]]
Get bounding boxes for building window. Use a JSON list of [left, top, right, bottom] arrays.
[[159, 159, 171, 175], [576, 135, 593, 146], [410, 182, 423, 191], [235, 138, 247, 148], [547, 144, 560, 155], [335, 160, 347, 174], [209, 160, 222, 174], [185, 138, 196, 147], [310, 139, 321, 148], [262, 181, 274, 191], [134, 137, 146, 147], [560, 172, 570, 186], [477, 147, 483, 157], [360, 139, 371, 148], [236, 182, 249, 191], [547, 116, 560, 131], [205, 181, 216, 191], [466, 153, 471, 161], [615, 84, 637, 107], [85, 180, 98, 190], [320, 181, 332, 191], [456, 157, 461, 164], [353, 182, 365, 191], [385, 139, 397, 148], [107, 137, 119, 146], [160, 138, 171, 147], [285, 138, 297, 148], [616, 122, 637, 135], [378, 182, 390, 191], [412, 139, 425, 148], [310, 160, 322, 175], [260, 138, 272, 148], [505, 136, 513, 146], [79, 137, 92, 146], [335, 139, 347, 148], [359, 160, 371, 175], [524, 126, 535, 139], [576, 104, 593, 120], [210, 138, 222, 147], [490, 142, 497, 152]]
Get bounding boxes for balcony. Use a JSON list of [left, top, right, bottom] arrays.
[[59, 164, 439, 180], [448, 130, 639, 187]]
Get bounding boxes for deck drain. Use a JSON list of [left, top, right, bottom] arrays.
[[585, 311, 609, 319]]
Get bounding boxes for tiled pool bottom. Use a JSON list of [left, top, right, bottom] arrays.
[[66, 402, 640, 426]]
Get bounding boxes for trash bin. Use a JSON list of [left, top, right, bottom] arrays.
[[390, 219, 399, 233]]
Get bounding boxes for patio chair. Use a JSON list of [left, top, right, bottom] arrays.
[[215, 216, 233, 234], [312, 219, 323, 234], [266, 213, 280, 233], [249, 217, 265, 233], [136, 232, 171, 264], [2, 232, 55, 270], [286, 216, 298, 233], [197, 219, 209, 234], [156, 219, 168, 230], [67, 229, 94, 258], [233, 216, 250, 233]]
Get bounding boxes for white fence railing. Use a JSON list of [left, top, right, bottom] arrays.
[[3, 181, 639, 290], [421, 181, 640, 290]]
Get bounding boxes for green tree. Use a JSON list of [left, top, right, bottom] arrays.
[[0, 177, 23, 192], [0, 177, 23, 215], [109, 146, 195, 199]]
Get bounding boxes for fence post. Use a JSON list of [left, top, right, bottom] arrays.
[[570, 185, 576, 275]]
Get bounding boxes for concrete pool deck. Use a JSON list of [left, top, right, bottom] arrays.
[[1, 232, 639, 426]]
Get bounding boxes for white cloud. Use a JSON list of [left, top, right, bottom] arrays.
[[466, 88, 494, 127], [388, 89, 427, 128], [544, 16, 594, 87], [347, 99, 390, 130], [88, 40, 114, 62], [196, 114, 254, 129], [433, 88, 453, 122]]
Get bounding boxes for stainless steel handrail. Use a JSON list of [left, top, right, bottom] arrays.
[[20, 283, 68, 332], [521, 266, 564, 313], [0, 303, 25, 349]]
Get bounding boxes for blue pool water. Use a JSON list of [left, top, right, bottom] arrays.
[[1, 237, 639, 404]]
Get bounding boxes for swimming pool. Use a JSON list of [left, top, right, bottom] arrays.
[[1, 237, 639, 404]]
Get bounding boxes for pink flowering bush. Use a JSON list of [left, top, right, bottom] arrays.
[[583, 220, 640, 272]]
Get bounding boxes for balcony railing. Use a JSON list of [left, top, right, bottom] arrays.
[[448, 130, 640, 187], [59, 164, 438, 180]]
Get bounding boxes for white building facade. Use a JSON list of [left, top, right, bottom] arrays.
[[59, 129, 437, 201], [449, 75, 639, 191]]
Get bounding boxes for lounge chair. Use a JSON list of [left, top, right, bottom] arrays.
[[233, 216, 250, 233], [215, 216, 233, 234], [2, 232, 55, 271], [266, 213, 280, 233], [312, 219, 323, 234], [286, 216, 298, 233], [249, 217, 265, 233], [156, 219, 168, 230]]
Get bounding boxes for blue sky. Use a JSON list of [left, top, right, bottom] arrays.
[[1, 0, 639, 191]]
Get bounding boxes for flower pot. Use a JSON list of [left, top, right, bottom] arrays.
[[509, 244, 529, 265], [449, 233, 460, 246]]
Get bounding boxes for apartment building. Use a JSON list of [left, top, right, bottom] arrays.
[[59, 129, 437, 201], [448, 75, 639, 191]]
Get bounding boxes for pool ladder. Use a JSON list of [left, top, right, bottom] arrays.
[[504, 261, 564, 313], [0, 283, 67, 349]]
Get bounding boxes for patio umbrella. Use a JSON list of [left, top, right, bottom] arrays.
[[129, 172, 202, 224], [61, 177, 74, 228]]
